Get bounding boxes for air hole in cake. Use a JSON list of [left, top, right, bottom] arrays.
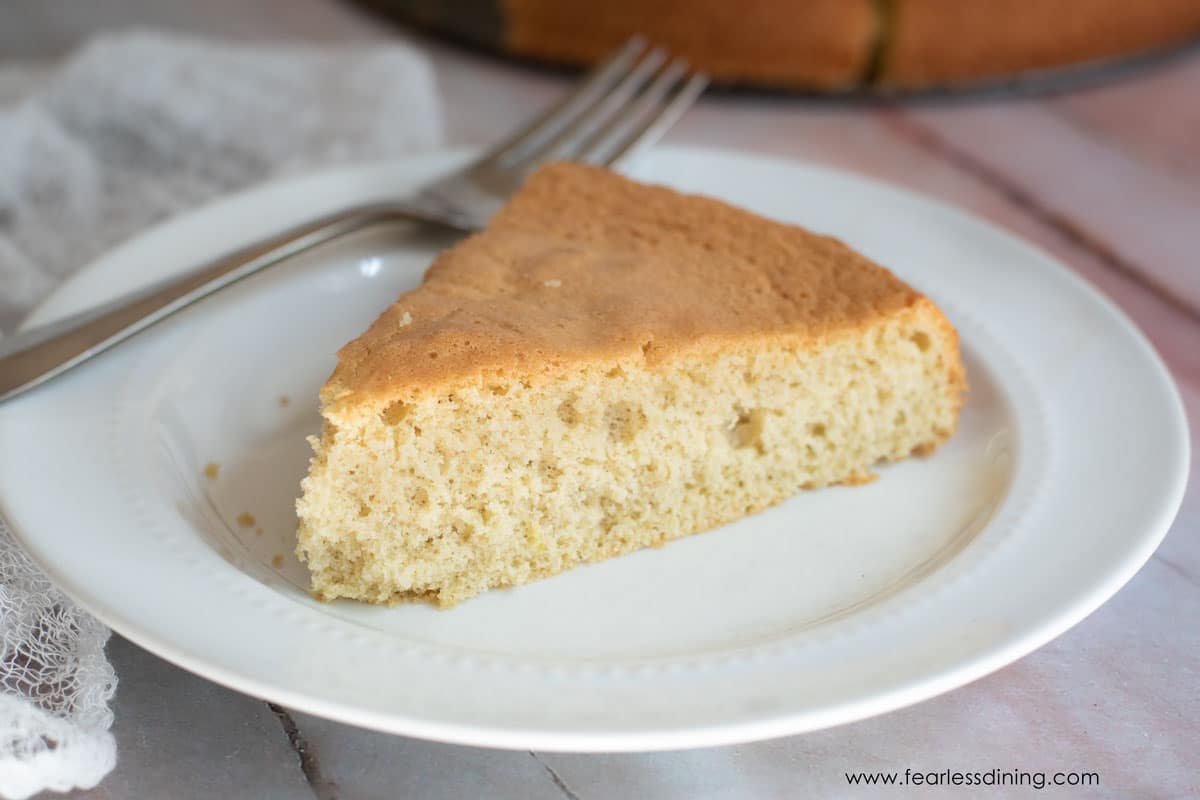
[[357, 502, 371, 518], [379, 400, 410, 426], [878, 387, 893, 403], [810, 422, 827, 438], [911, 331, 931, 352], [428, 351, 439, 360], [605, 402, 647, 443], [731, 408, 768, 453], [489, 384, 508, 396], [895, 410, 908, 426], [607, 366, 625, 380], [641, 340, 654, 358], [451, 521, 475, 542], [557, 400, 581, 426]]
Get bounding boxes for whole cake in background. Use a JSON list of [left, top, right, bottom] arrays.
[[357, 0, 1200, 90], [296, 163, 966, 607]]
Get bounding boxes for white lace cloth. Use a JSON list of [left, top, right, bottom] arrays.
[[0, 31, 441, 797]]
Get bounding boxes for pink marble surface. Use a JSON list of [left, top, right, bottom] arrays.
[[7, 2, 1196, 798]]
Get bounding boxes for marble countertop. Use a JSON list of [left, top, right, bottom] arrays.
[[7, 2, 1197, 798]]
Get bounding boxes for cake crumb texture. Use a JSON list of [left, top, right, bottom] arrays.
[[297, 163, 966, 607]]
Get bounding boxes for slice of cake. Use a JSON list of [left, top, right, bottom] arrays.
[[296, 162, 966, 607]]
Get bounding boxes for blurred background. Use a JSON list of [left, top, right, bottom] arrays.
[[9, 0, 1200, 90]]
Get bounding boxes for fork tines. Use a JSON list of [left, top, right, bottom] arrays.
[[486, 37, 708, 173]]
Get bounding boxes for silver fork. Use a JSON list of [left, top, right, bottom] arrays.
[[0, 38, 707, 403]]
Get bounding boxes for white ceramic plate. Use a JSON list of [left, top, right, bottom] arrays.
[[0, 148, 1188, 752]]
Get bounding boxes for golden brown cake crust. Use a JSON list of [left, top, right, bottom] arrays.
[[884, 0, 1200, 85], [323, 163, 937, 420], [501, 0, 877, 88], [486, 0, 1200, 89]]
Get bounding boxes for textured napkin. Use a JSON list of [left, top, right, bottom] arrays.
[[0, 31, 441, 798]]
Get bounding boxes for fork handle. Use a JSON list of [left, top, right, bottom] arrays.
[[0, 202, 453, 403]]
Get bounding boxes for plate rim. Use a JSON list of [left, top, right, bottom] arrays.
[[0, 145, 1189, 751]]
